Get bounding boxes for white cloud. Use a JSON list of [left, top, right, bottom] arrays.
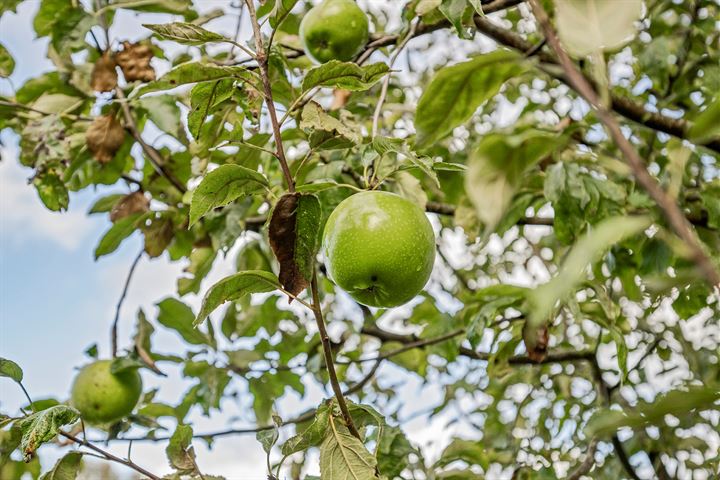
[[0, 144, 98, 250]]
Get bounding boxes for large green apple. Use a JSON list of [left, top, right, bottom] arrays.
[[322, 191, 435, 308], [299, 0, 369, 64], [70, 360, 142, 424]]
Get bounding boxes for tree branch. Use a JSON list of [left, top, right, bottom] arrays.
[[244, 0, 295, 193], [309, 270, 361, 439], [527, 0, 720, 287], [111, 249, 143, 358], [567, 438, 598, 480], [115, 88, 187, 193], [360, 324, 595, 365], [59, 431, 161, 480]]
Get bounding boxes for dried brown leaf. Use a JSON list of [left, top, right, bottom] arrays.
[[269, 193, 307, 299], [86, 114, 126, 164], [116, 41, 155, 83], [110, 191, 149, 222], [90, 51, 118, 92]]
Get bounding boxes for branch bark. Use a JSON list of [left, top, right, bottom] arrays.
[[115, 88, 187, 193], [59, 431, 161, 480], [111, 249, 143, 358], [527, 0, 720, 287], [244, 0, 295, 193], [310, 270, 361, 439]]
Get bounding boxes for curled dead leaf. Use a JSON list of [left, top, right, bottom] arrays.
[[269, 193, 306, 299], [110, 191, 149, 222], [86, 114, 126, 164], [90, 51, 118, 92], [268, 193, 322, 300], [116, 41, 155, 83]]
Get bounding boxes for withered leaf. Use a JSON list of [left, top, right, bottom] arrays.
[[116, 41, 155, 83], [90, 51, 118, 92], [143, 215, 174, 258], [110, 190, 149, 222], [86, 114, 126, 164], [268, 193, 322, 300], [522, 321, 548, 363]]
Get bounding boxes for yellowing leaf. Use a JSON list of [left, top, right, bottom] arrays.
[[554, 0, 643, 57]]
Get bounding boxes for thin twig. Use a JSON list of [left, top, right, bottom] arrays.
[[372, 20, 418, 137], [0, 100, 93, 121], [567, 438, 598, 480], [115, 88, 187, 193], [111, 249, 143, 358], [244, 0, 295, 192], [528, 0, 720, 287], [310, 270, 361, 439], [59, 431, 161, 480]]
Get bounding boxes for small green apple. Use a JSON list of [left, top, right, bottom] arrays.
[[70, 360, 142, 425], [300, 0, 369, 64], [322, 191, 435, 308]]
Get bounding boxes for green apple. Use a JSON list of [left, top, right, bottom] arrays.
[[300, 0, 369, 64], [70, 360, 142, 424], [322, 191, 435, 308]]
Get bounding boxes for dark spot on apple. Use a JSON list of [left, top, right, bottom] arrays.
[[93, 403, 100, 410], [370, 275, 378, 282]]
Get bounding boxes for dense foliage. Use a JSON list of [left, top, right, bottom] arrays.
[[1, 0, 719, 479]]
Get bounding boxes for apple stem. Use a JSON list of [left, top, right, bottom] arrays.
[[310, 269, 362, 440]]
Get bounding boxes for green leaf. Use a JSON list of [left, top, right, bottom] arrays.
[[554, 0, 643, 57], [137, 94, 183, 138], [293, 194, 322, 285], [0, 42, 14, 77], [302, 61, 389, 92], [17, 405, 80, 461], [281, 403, 331, 456], [166, 424, 196, 474], [439, 0, 471, 39], [415, 50, 527, 146], [33, 174, 69, 212], [465, 129, 565, 230], [300, 101, 362, 146], [94, 213, 150, 259], [258, 0, 299, 28], [319, 418, 378, 480], [585, 385, 720, 437], [437, 439, 490, 470], [143, 22, 226, 45], [194, 270, 280, 326], [106, 0, 195, 17], [256, 426, 279, 454], [188, 79, 235, 139], [373, 136, 439, 186], [136, 63, 253, 96], [157, 298, 212, 345], [528, 215, 651, 326], [376, 425, 414, 479], [0, 357, 23, 383], [39, 451, 83, 480], [189, 165, 269, 226], [88, 194, 124, 214], [688, 96, 720, 143], [33, 0, 91, 53]]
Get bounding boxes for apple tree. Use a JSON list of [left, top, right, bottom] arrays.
[[1, 0, 719, 479]]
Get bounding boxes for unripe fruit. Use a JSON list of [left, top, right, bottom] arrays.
[[300, 0, 369, 63], [322, 191, 435, 308], [70, 360, 142, 424]]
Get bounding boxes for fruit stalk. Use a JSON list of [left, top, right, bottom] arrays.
[[310, 270, 361, 440], [244, 0, 296, 193]]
